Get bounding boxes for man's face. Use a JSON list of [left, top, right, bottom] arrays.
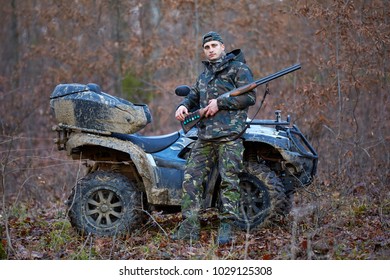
[[203, 40, 225, 61]]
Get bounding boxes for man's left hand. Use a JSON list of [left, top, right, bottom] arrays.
[[204, 99, 219, 117]]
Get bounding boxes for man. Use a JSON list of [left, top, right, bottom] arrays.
[[174, 31, 256, 244]]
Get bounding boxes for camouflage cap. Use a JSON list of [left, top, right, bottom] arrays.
[[202, 31, 223, 46]]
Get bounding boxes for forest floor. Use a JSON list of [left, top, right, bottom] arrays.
[[1, 179, 389, 260]]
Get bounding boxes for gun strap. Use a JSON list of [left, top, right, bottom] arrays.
[[248, 83, 270, 124]]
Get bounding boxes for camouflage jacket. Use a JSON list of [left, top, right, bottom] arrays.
[[179, 49, 256, 140]]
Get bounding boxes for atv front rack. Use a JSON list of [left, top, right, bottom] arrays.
[[246, 110, 318, 178], [246, 110, 290, 126]]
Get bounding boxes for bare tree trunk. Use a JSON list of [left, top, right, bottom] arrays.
[[0, 0, 20, 88], [109, 0, 125, 96]]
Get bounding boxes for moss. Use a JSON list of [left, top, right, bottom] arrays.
[[122, 72, 153, 104]]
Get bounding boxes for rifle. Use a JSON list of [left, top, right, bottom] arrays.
[[181, 63, 301, 133]]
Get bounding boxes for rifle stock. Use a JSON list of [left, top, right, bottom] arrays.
[[225, 82, 258, 97], [181, 63, 301, 133]]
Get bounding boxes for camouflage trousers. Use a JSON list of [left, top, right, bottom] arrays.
[[181, 138, 244, 220]]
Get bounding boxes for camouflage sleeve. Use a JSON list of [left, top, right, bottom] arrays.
[[217, 65, 256, 110], [177, 81, 200, 111]]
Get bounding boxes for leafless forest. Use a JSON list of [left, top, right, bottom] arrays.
[[0, 0, 389, 260]]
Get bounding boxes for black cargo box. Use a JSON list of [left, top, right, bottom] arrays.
[[50, 83, 151, 134]]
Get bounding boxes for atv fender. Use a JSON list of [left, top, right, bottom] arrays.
[[65, 133, 169, 205]]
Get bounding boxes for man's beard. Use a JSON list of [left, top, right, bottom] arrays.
[[209, 52, 226, 63]]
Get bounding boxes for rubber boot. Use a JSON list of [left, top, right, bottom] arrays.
[[217, 221, 233, 245]]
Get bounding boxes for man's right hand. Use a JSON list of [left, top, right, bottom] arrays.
[[175, 105, 188, 121]]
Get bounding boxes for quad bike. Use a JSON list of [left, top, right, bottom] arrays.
[[50, 80, 318, 236]]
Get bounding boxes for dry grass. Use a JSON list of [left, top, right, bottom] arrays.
[[1, 176, 388, 260]]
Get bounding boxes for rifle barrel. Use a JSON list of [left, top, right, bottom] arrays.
[[255, 63, 301, 86]]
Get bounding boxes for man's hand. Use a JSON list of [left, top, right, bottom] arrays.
[[204, 99, 219, 117], [175, 105, 188, 121]]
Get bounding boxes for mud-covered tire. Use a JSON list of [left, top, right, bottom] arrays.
[[67, 171, 145, 236], [235, 162, 288, 230]]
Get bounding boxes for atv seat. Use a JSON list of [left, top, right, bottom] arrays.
[[111, 131, 180, 153]]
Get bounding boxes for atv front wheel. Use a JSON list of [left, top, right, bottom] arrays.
[[67, 171, 145, 236], [235, 162, 288, 230]]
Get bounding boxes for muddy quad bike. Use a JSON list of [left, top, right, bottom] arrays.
[[50, 82, 318, 236]]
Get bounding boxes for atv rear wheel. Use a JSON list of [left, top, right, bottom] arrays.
[[67, 171, 145, 236], [235, 162, 288, 230]]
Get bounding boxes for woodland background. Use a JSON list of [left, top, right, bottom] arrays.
[[0, 0, 389, 260]]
